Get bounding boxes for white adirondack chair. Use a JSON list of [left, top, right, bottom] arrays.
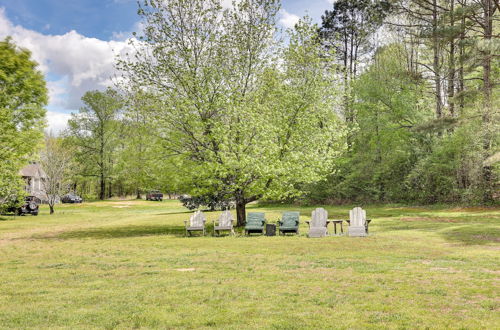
[[347, 207, 369, 237], [213, 210, 235, 236], [184, 210, 206, 236], [306, 207, 329, 238]]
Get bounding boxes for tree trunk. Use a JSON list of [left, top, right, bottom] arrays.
[[447, 0, 456, 117], [432, 0, 443, 118], [236, 198, 246, 227], [480, 0, 494, 202], [136, 188, 141, 199], [99, 171, 105, 200], [108, 181, 112, 199], [49, 204, 54, 214], [458, 1, 466, 112]]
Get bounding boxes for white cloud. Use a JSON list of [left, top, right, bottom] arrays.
[[279, 9, 300, 29], [46, 111, 72, 134], [0, 7, 135, 131]]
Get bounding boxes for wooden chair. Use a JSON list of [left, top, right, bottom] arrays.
[[244, 212, 266, 235], [213, 210, 235, 236], [347, 207, 370, 237], [306, 208, 329, 238], [184, 210, 206, 236], [277, 211, 300, 235]]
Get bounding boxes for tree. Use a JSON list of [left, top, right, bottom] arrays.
[[461, 0, 499, 201], [67, 89, 122, 200], [0, 38, 47, 211], [115, 89, 172, 199], [40, 134, 71, 214], [119, 0, 344, 225], [319, 0, 391, 124]]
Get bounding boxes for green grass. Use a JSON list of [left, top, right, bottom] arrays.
[[0, 200, 499, 329]]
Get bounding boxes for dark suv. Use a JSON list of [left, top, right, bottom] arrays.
[[146, 190, 163, 201], [61, 193, 83, 203], [7, 196, 40, 216]]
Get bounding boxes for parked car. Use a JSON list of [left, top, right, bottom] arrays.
[[146, 190, 163, 201], [61, 193, 83, 203], [7, 196, 40, 216]]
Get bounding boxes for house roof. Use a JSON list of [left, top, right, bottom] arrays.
[[19, 163, 47, 178]]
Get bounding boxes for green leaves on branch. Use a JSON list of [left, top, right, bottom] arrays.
[[0, 38, 47, 208]]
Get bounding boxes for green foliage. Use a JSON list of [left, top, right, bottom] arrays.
[[66, 89, 123, 200], [0, 37, 47, 210], [307, 44, 432, 203], [119, 1, 345, 223]]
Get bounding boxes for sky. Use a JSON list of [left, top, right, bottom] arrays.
[[0, 0, 336, 133]]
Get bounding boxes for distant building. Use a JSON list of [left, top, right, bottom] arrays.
[[19, 163, 47, 202]]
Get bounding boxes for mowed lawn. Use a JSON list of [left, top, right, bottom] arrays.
[[0, 201, 498, 329]]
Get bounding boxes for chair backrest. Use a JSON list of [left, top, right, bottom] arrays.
[[190, 210, 206, 227], [310, 208, 328, 227], [349, 207, 366, 226], [218, 210, 233, 227], [247, 212, 265, 226], [282, 211, 300, 227]]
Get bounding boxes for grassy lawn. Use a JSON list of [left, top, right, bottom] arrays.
[[0, 200, 499, 329]]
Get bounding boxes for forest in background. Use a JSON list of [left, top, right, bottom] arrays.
[[1, 0, 498, 220]]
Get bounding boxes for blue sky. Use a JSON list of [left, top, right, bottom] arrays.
[[0, 0, 334, 132]]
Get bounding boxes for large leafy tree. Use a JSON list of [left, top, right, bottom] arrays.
[[0, 38, 47, 208], [67, 89, 122, 200], [119, 0, 343, 225]]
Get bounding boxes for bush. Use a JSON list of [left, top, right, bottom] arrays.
[[179, 193, 234, 211]]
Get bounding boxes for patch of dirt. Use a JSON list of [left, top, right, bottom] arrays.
[[112, 206, 131, 208], [430, 267, 458, 273], [449, 206, 500, 212], [400, 217, 459, 223], [175, 268, 196, 272], [113, 202, 134, 206], [471, 235, 500, 242]]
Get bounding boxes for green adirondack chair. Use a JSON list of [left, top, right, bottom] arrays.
[[278, 211, 300, 235], [244, 212, 266, 235]]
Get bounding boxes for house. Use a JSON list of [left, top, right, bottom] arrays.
[[19, 163, 47, 202]]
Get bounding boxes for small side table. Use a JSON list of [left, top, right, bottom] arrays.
[[331, 220, 344, 235], [266, 223, 276, 236]]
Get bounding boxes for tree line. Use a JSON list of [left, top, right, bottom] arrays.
[[0, 0, 498, 220]]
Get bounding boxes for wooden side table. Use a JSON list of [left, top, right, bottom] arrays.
[[331, 220, 344, 235]]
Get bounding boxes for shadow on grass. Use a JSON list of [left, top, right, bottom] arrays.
[[378, 219, 500, 245], [440, 225, 500, 245], [53, 224, 188, 239], [0, 215, 16, 221], [154, 210, 196, 216]]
